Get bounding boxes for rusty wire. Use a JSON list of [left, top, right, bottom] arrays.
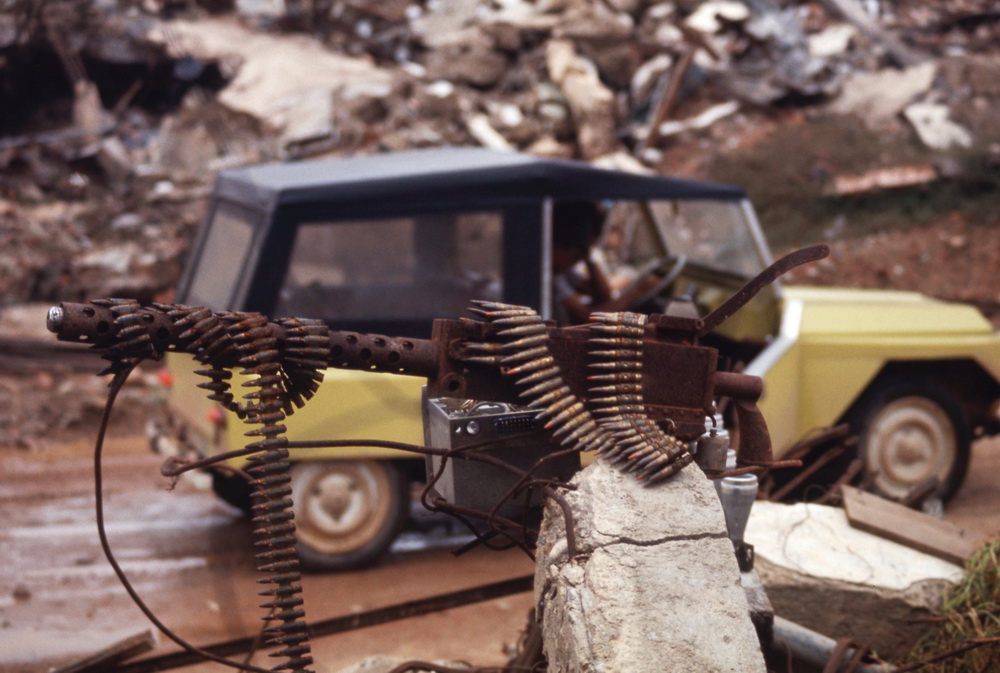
[[163, 433, 578, 560], [93, 364, 276, 673]]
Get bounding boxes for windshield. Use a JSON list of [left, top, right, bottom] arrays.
[[603, 199, 767, 279]]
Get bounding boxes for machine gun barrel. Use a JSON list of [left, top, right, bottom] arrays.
[[46, 301, 441, 379], [46, 298, 791, 472]]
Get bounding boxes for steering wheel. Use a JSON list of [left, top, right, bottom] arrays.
[[621, 254, 687, 310]]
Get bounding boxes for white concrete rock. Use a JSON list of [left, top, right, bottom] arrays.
[[904, 102, 973, 150], [147, 18, 394, 147], [746, 501, 964, 590], [828, 62, 937, 126], [535, 460, 766, 673], [746, 500, 964, 661]]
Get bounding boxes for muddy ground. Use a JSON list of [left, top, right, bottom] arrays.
[[2, 327, 1000, 673], [2, 427, 999, 673], [2, 3, 1000, 669], [0, 435, 537, 673]]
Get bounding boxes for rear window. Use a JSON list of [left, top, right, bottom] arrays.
[[185, 202, 256, 310], [274, 212, 504, 322]]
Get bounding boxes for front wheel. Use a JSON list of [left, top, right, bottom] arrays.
[[291, 460, 409, 572], [851, 381, 971, 502]]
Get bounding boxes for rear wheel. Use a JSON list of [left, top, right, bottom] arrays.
[[212, 470, 254, 513], [291, 460, 409, 572], [851, 382, 971, 502]]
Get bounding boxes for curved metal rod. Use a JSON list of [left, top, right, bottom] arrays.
[[93, 361, 276, 673], [698, 243, 830, 336]]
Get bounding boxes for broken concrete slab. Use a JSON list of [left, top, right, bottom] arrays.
[[686, 1, 750, 34], [747, 500, 964, 593], [424, 42, 509, 89], [809, 23, 857, 58], [148, 99, 274, 178], [904, 102, 973, 150], [535, 460, 766, 673], [409, 0, 482, 49], [745, 500, 964, 661], [147, 18, 394, 147], [827, 62, 937, 126]]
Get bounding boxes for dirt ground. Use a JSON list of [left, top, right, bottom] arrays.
[[3, 430, 1000, 673], [779, 211, 1000, 325], [2, 362, 1000, 673], [0, 435, 537, 673]]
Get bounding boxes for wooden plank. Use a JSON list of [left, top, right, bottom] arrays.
[[841, 485, 985, 566], [50, 630, 156, 673]]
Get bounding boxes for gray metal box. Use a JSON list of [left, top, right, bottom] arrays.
[[423, 397, 578, 514]]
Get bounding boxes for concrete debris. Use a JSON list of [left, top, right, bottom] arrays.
[[0, 0, 998, 306], [147, 18, 396, 147], [535, 460, 766, 673], [828, 62, 937, 126], [686, 1, 751, 34], [545, 39, 619, 160], [655, 100, 740, 138], [903, 102, 973, 150], [466, 114, 515, 151], [746, 500, 963, 661], [808, 23, 857, 58]]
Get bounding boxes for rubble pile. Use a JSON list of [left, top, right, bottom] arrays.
[[1, 0, 999, 306]]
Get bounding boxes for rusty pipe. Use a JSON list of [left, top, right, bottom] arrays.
[[47, 302, 441, 379]]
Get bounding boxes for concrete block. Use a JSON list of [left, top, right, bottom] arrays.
[[535, 460, 767, 673], [746, 501, 964, 660]]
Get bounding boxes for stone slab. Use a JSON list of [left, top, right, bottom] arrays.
[[535, 460, 767, 673]]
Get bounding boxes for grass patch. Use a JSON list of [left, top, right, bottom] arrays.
[[905, 538, 1000, 671], [707, 115, 1000, 250]]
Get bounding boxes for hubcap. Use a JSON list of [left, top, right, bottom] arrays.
[[292, 461, 395, 555], [865, 396, 956, 499]]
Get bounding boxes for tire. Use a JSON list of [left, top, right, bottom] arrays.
[[850, 381, 971, 503], [291, 460, 409, 572], [211, 469, 254, 513]]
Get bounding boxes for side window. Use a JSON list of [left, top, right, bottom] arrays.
[[602, 201, 665, 273], [274, 212, 504, 321]]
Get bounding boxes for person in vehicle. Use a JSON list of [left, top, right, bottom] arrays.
[[552, 201, 660, 324]]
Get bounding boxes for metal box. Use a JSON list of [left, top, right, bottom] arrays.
[[423, 397, 578, 514]]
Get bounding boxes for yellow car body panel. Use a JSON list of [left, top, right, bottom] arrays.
[[754, 286, 1000, 458], [166, 352, 425, 468]]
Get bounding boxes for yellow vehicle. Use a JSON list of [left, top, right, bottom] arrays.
[[152, 147, 1000, 570]]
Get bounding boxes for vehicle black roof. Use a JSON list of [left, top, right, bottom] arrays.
[[213, 147, 746, 217]]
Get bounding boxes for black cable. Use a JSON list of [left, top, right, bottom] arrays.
[[93, 359, 274, 673]]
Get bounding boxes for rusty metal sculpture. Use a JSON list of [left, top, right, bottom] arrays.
[[46, 244, 828, 672]]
